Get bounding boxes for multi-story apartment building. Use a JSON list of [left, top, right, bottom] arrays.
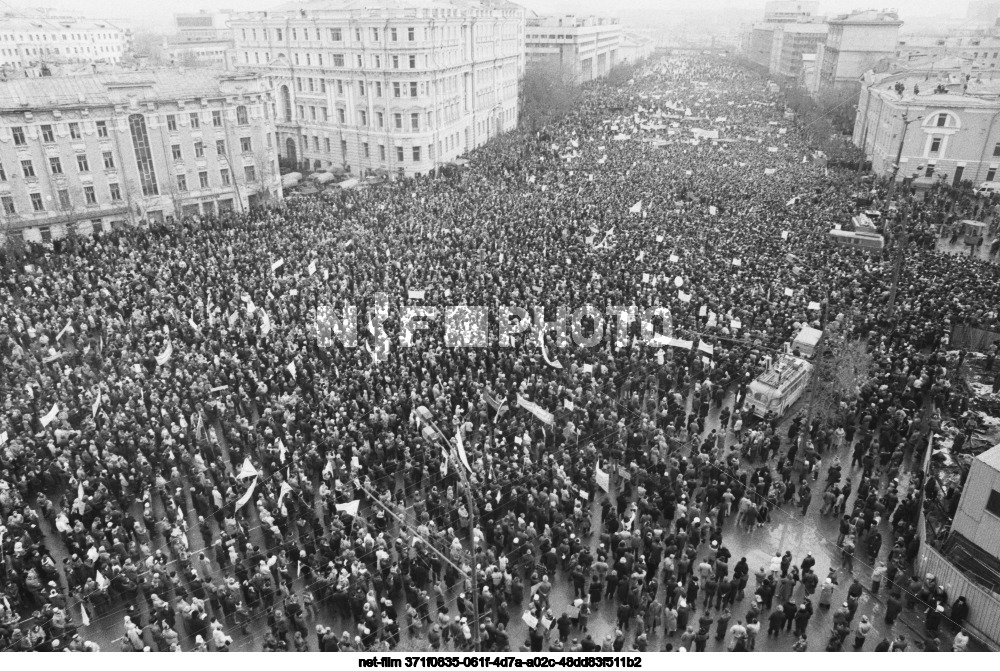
[[769, 21, 828, 80], [764, 1, 820, 24], [0, 15, 130, 70], [230, 0, 525, 178], [175, 11, 235, 43], [165, 11, 236, 69], [525, 15, 621, 83], [0, 69, 280, 243], [813, 10, 902, 92]]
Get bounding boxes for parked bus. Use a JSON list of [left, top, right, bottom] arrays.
[[745, 353, 814, 418], [829, 228, 885, 251]]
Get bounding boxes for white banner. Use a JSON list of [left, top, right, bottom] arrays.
[[516, 395, 554, 425], [40, 402, 59, 428]]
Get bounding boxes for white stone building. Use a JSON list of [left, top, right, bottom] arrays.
[[0, 69, 280, 243], [230, 0, 525, 178]]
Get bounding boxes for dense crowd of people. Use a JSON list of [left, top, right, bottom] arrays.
[[1, 55, 999, 653]]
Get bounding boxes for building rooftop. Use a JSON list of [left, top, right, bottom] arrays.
[[979, 442, 1000, 472], [262, 0, 520, 14], [0, 14, 128, 33], [828, 9, 902, 25], [0, 69, 265, 112]]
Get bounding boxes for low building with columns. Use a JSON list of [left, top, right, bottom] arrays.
[[0, 69, 280, 244], [229, 0, 525, 178], [854, 63, 1000, 188]]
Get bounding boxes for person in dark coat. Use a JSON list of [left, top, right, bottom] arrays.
[[884, 592, 903, 626]]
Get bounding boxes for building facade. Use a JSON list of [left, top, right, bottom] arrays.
[[166, 11, 236, 69], [175, 11, 235, 43], [813, 10, 902, 92], [769, 22, 828, 80], [0, 69, 280, 243], [525, 15, 621, 83], [764, 1, 819, 24], [896, 33, 1000, 70], [0, 15, 131, 71], [230, 0, 524, 178], [854, 65, 1000, 186]]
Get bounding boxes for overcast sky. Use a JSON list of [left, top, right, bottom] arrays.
[[1, 0, 978, 32]]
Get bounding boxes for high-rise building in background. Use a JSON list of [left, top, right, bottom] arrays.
[[0, 69, 279, 242], [164, 11, 236, 69], [813, 10, 902, 92], [230, 0, 525, 179], [524, 15, 622, 83], [763, 1, 820, 24]]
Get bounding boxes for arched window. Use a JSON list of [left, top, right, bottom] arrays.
[[924, 111, 960, 130]]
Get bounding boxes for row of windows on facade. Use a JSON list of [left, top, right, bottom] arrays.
[[0, 44, 120, 58], [0, 166, 252, 216], [239, 24, 513, 46], [291, 100, 512, 131], [291, 74, 507, 97], [243, 43, 517, 68], [4, 107, 252, 147], [296, 125, 475, 163], [0, 32, 124, 42], [1, 135, 258, 179]]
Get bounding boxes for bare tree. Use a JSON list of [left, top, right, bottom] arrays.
[[811, 336, 874, 426], [518, 62, 582, 131], [251, 147, 278, 203]]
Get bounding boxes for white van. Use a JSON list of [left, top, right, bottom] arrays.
[[974, 181, 1000, 197], [792, 325, 823, 359]]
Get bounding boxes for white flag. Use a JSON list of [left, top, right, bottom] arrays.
[[41, 403, 59, 428], [629, 201, 642, 214], [563, 399, 575, 411], [277, 481, 293, 508], [808, 301, 821, 310], [287, 361, 297, 379], [540, 335, 563, 370], [709, 205, 717, 216], [91, 390, 101, 419], [236, 458, 258, 480], [335, 500, 360, 517], [155, 339, 173, 366], [235, 477, 257, 510], [308, 260, 317, 276], [455, 429, 473, 475], [271, 258, 284, 271], [698, 341, 714, 356], [260, 312, 271, 336], [596, 462, 610, 493]]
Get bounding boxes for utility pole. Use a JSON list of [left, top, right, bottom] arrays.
[[887, 201, 909, 318], [798, 300, 830, 457], [416, 406, 480, 652]]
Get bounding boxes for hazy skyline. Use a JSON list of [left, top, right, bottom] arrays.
[[0, 0, 984, 33]]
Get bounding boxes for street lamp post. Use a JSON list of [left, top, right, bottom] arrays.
[[417, 406, 481, 652], [889, 112, 921, 196]]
